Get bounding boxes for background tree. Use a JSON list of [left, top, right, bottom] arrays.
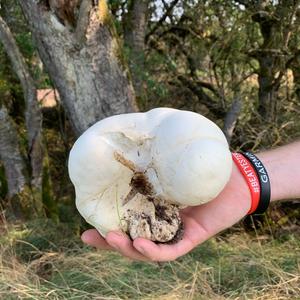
[[19, 0, 138, 136], [0, 3, 53, 218], [0, 0, 299, 227]]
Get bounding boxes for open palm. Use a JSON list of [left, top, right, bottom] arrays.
[[81, 165, 251, 262]]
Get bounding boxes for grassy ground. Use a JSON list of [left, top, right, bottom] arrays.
[[0, 220, 299, 300]]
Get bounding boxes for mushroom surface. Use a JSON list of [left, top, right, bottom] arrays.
[[68, 108, 232, 243]]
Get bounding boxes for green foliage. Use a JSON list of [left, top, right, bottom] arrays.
[[15, 32, 34, 59]]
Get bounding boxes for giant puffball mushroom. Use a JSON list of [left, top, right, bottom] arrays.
[[68, 108, 232, 243]]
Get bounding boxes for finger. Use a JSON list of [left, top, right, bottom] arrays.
[[81, 229, 113, 250], [106, 231, 150, 261], [133, 215, 208, 262]]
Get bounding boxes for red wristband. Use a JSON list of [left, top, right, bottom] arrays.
[[232, 153, 261, 214]]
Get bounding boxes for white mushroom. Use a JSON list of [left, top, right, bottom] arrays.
[[68, 108, 232, 243]]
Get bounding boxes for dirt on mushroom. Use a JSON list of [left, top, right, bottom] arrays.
[[114, 151, 184, 243]]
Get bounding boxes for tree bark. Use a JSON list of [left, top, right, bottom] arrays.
[[251, 11, 284, 122], [0, 105, 27, 199], [0, 14, 44, 215], [256, 51, 281, 121], [124, 0, 149, 54], [123, 0, 149, 100], [223, 96, 242, 144], [0, 105, 32, 218], [250, 2, 298, 122], [19, 0, 138, 136]]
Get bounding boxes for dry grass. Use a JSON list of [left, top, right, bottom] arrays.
[[0, 220, 299, 300]]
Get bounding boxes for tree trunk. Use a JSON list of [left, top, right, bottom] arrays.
[[19, 0, 138, 136], [0, 105, 34, 218], [124, 0, 149, 52], [251, 11, 284, 122], [0, 105, 26, 199], [251, 3, 298, 122], [0, 14, 45, 216], [223, 96, 242, 144], [291, 56, 300, 101], [123, 0, 149, 100], [256, 52, 281, 121]]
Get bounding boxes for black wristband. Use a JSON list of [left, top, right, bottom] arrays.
[[242, 152, 271, 215]]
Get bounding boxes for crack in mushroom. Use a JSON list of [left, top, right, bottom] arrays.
[[114, 151, 155, 205]]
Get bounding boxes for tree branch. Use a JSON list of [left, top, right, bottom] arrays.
[[0, 15, 34, 95], [195, 80, 221, 97], [223, 96, 242, 143], [177, 75, 225, 119], [75, 0, 93, 45], [0, 14, 43, 191], [145, 0, 180, 42], [282, 0, 300, 48]]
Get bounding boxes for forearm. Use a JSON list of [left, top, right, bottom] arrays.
[[257, 141, 300, 202]]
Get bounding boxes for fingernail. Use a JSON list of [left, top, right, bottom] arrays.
[[111, 231, 124, 237], [107, 232, 123, 250], [81, 232, 91, 244], [135, 245, 145, 255], [109, 242, 120, 251]]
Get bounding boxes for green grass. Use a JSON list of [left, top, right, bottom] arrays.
[[0, 220, 299, 300]]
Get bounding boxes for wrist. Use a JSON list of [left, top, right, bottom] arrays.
[[255, 152, 278, 202], [255, 142, 300, 202], [229, 162, 252, 216], [232, 152, 272, 215]]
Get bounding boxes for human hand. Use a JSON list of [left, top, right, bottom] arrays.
[[81, 164, 251, 262]]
